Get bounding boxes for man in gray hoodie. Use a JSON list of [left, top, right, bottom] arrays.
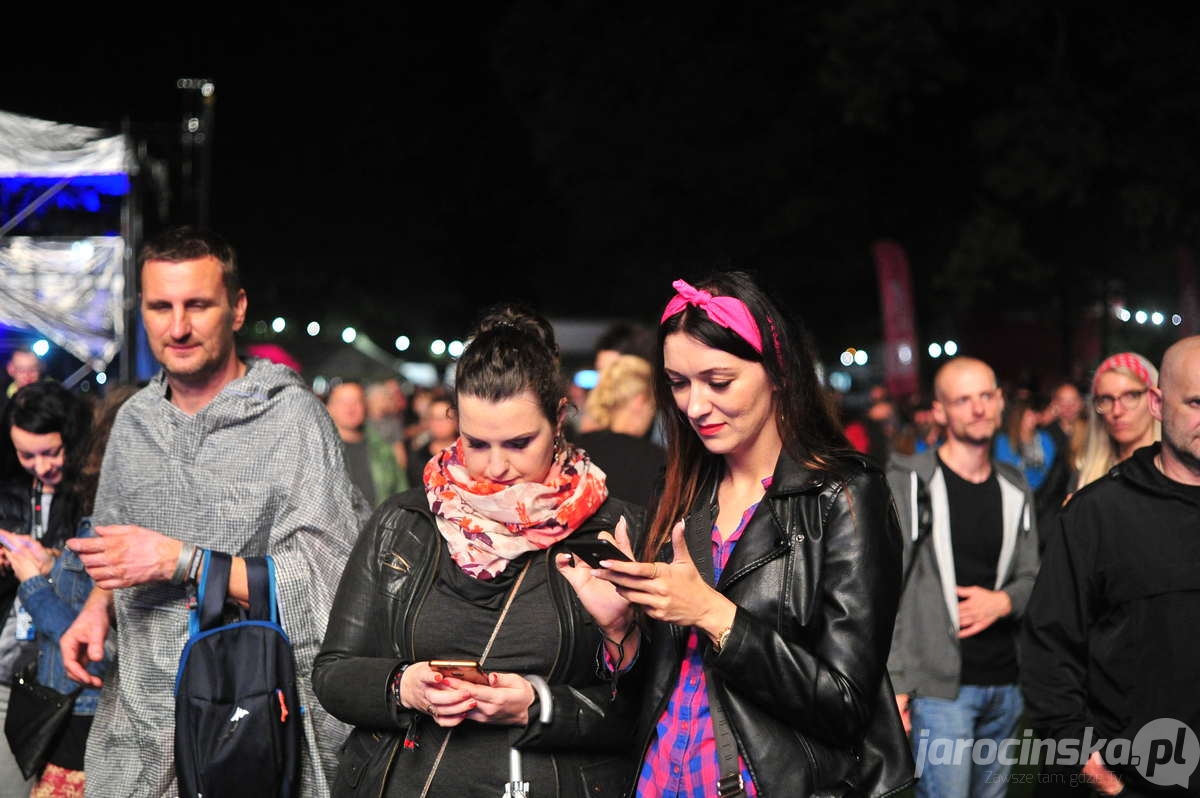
[[886, 357, 1040, 798]]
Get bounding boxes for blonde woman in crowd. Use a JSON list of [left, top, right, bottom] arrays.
[[1072, 352, 1160, 494], [571, 354, 665, 507]]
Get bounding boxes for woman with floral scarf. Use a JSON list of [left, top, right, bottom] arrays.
[[313, 303, 644, 798]]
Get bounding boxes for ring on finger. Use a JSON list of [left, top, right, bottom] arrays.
[[427, 703, 437, 717], [650, 563, 660, 579]]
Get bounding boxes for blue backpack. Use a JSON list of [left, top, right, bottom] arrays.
[[174, 551, 302, 798]]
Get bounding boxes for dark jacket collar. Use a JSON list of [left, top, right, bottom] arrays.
[[764, 448, 829, 496], [692, 447, 831, 502], [685, 449, 841, 589], [1112, 442, 1200, 508], [1117, 442, 1163, 489]]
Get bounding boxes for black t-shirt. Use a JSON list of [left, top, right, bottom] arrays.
[[940, 454, 1018, 685], [341, 439, 376, 508], [571, 430, 665, 509], [397, 553, 562, 797]]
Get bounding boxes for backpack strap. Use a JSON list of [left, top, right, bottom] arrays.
[[265, 556, 280, 624], [189, 552, 280, 635], [244, 555, 273, 622], [194, 550, 233, 634]]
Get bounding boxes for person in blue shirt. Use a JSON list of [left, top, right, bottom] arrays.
[[993, 393, 1057, 493]]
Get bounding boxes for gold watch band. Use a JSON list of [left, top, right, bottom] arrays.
[[713, 626, 732, 653]]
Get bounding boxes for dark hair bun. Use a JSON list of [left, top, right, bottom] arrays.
[[456, 302, 566, 424], [474, 304, 559, 359]]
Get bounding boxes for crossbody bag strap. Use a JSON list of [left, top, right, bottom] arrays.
[[418, 559, 533, 798], [478, 559, 531, 668], [705, 669, 747, 798]]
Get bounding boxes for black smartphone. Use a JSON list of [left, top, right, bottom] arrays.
[[561, 539, 632, 569]]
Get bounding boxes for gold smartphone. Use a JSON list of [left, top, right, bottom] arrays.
[[428, 659, 489, 685]]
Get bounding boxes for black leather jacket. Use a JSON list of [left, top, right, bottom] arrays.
[[628, 451, 915, 798], [312, 488, 645, 798]]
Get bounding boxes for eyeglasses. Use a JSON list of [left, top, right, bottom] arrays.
[[1092, 389, 1148, 414]]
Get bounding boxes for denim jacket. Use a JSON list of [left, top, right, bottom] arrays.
[[16, 517, 109, 714]]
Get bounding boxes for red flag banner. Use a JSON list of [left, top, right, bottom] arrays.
[[872, 240, 919, 397]]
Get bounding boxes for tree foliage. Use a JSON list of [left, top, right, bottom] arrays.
[[485, 0, 1200, 365]]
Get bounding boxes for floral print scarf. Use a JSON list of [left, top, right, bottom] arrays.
[[424, 439, 609, 580]]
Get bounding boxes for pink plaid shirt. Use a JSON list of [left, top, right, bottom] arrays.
[[637, 478, 771, 797]]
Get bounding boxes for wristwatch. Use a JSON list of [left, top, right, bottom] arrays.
[[712, 626, 733, 654]]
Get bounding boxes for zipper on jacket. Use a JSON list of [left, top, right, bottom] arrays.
[[543, 548, 567, 681], [403, 530, 441, 663], [383, 552, 411, 574], [374, 736, 402, 798]]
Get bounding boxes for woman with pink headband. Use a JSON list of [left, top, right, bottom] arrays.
[[564, 270, 913, 797], [1072, 351, 1161, 494]]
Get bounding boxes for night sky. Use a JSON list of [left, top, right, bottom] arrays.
[[5, 3, 1200, 391]]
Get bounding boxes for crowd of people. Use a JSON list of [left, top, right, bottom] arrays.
[[0, 222, 1195, 798]]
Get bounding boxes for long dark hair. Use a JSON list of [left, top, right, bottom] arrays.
[[4, 381, 93, 490], [453, 303, 566, 425], [646, 269, 853, 560]]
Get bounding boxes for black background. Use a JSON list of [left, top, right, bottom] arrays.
[[6, 2, 1200, 391]]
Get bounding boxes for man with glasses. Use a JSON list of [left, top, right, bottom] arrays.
[[887, 357, 1040, 798], [1022, 337, 1200, 797]]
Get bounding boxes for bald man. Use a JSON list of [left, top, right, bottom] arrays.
[[1022, 336, 1200, 797], [886, 357, 1040, 798]]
